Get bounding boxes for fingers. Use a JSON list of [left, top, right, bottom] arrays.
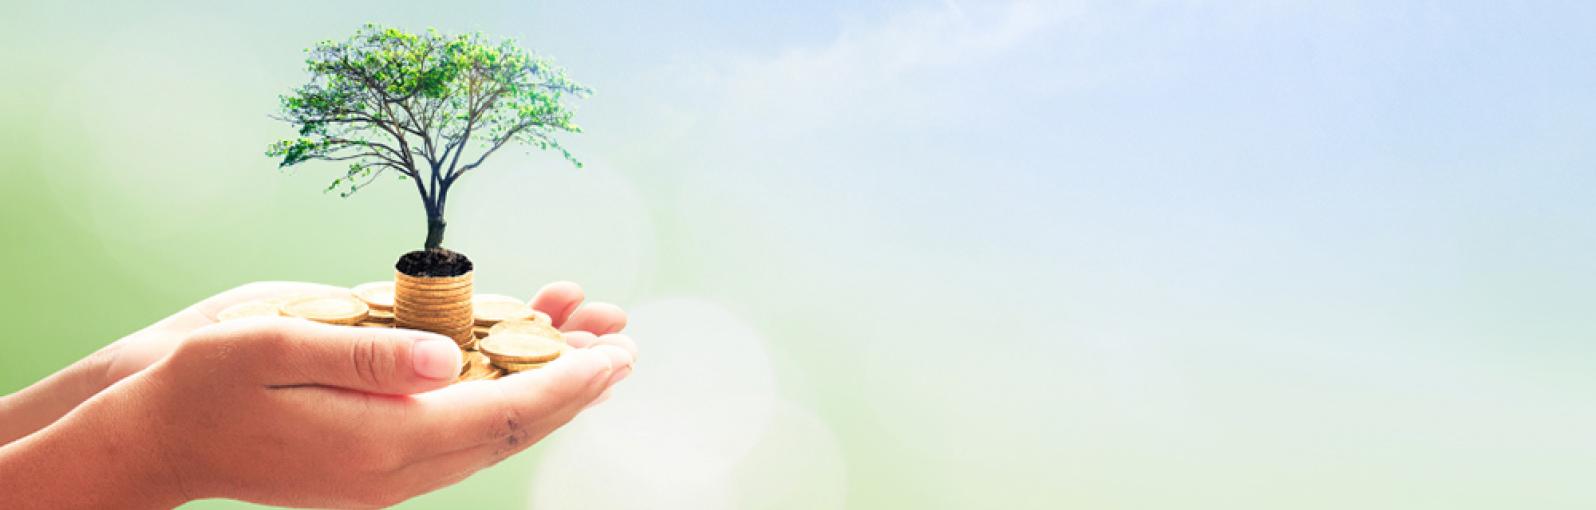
[[214, 318, 462, 395], [404, 346, 628, 454], [560, 302, 627, 335], [560, 335, 633, 411], [562, 330, 598, 348], [528, 281, 629, 337], [529, 281, 584, 327], [594, 333, 638, 362]]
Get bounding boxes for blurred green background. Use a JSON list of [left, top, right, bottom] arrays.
[[3, 1, 1596, 508]]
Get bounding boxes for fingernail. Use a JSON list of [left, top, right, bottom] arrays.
[[412, 338, 461, 380]]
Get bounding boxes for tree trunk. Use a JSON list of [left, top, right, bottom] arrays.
[[424, 215, 446, 251]]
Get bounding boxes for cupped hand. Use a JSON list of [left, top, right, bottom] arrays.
[[1, 280, 638, 509], [99, 316, 633, 508], [97, 280, 635, 389]]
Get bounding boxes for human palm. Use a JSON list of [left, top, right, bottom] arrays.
[[95, 280, 633, 395]]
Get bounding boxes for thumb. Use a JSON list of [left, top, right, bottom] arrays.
[[249, 319, 462, 395]]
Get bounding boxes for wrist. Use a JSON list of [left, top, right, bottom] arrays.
[[0, 374, 191, 509], [0, 353, 112, 446]]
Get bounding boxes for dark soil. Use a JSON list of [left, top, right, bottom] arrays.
[[395, 248, 474, 277]]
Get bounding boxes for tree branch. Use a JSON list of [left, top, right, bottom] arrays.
[[341, 166, 389, 196], [448, 121, 536, 183]]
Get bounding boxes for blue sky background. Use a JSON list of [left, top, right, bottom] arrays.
[[2, 1, 1595, 508]]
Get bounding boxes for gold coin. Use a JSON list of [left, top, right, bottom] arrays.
[[396, 284, 472, 296], [280, 296, 370, 325], [393, 299, 473, 314], [459, 350, 500, 378], [216, 300, 283, 321], [488, 319, 564, 340], [399, 325, 476, 341], [356, 321, 394, 328], [392, 322, 465, 333], [395, 278, 472, 288], [463, 349, 490, 371], [457, 366, 504, 382], [394, 300, 474, 315], [366, 308, 395, 322], [394, 302, 473, 317], [394, 304, 474, 319], [393, 283, 474, 297], [395, 270, 472, 285], [496, 359, 550, 373], [395, 316, 475, 330], [396, 320, 469, 330], [472, 294, 535, 325], [474, 326, 492, 339], [396, 285, 473, 298], [392, 324, 476, 347], [479, 332, 566, 363], [350, 281, 395, 310], [394, 277, 473, 292]]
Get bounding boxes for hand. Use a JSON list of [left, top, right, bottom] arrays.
[[103, 280, 634, 386], [0, 280, 633, 445], [0, 287, 637, 509]]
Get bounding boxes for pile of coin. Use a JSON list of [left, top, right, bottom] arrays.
[[214, 280, 569, 383], [393, 271, 476, 347], [351, 281, 396, 326], [479, 319, 568, 371]]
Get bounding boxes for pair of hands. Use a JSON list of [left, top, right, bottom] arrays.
[[0, 281, 636, 509]]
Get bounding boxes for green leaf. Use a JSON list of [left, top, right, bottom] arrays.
[[265, 23, 591, 201]]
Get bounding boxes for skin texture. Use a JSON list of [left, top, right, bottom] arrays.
[[0, 281, 637, 509]]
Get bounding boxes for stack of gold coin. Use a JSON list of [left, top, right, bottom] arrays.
[[393, 270, 475, 348], [478, 319, 567, 373], [457, 350, 504, 382], [351, 281, 396, 328], [280, 295, 370, 325]]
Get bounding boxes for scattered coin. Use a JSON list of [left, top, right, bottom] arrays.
[[488, 319, 563, 339], [351, 281, 395, 310], [495, 359, 550, 373], [472, 294, 535, 325], [280, 295, 370, 325], [479, 331, 566, 364], [457, 350, 501, 381], [345, 274, 591, 380], [366, 308, 395, 322]]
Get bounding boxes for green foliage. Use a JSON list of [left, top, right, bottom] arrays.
[[266, 24, 589, 207]]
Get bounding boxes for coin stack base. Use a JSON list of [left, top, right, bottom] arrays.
[[393, 270, 476, 348], [216, 276, 575, 383]]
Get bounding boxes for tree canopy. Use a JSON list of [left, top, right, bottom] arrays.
[[268, 24, 589, 250]]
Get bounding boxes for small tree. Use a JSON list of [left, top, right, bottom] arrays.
[[269, 24, 589, 251]]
